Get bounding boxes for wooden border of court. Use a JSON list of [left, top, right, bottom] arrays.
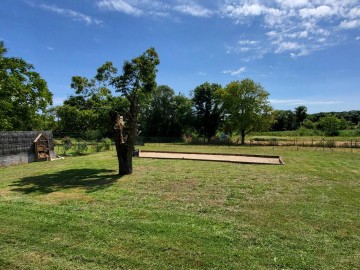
[[138, 150, 285, 165]]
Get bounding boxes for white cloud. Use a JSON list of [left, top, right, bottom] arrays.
[[97, 0, 142, 16], [356, 36, 360, 40], [348, 7, 360, 18], [275, 0, 309, 9], [270, 99, 342, 105], [174, 2, 212, 17], [275, 41, 302, 53], [238, 40, 258, 45], [299, 6, 336, 19], [197, 72, 206, 76], [223, 67, 246, 76], [40, 5, 103, 25], [339, 19, 360, 29], [46, 46, 54, 51], [222, 0, 360, 59], [97, 0, 212, 18]]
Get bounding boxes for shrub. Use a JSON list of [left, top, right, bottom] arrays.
[[94, 143, 104, 152], [61, 137, 73, 155], [102, 138, 112, 150], [74, 140, 88, 155]]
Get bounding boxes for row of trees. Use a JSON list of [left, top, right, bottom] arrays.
[[1, 41, 360, 174], [56, 78, 272, 145], [272, 106, 360, 136], [2, 40, 360, 143]]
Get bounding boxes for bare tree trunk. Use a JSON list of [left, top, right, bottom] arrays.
[[114, 101, 139, 175], [114, 130, 129, 175], [241, 129, 246, 145]]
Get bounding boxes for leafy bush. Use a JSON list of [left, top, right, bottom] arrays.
[[61, 137, 73, 155], [102, 138, 112, 150], [74, 140, 88, 155], [94, 143, 104, 152]]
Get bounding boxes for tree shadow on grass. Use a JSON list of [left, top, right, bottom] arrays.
[[10, 169, 122, 194]]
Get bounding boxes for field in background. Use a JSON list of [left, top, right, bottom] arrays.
[[1, 145, 359, 269]]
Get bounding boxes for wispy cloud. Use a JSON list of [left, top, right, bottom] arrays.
[[97, 0, 143, 16], [270, 99, 343, 106], [339, 19, 360, 29], [197, 72, 207, 76], [174, 2, 212, 17], [223, 67, 246, 76], [221, 0, 360, 59], [96, 0, 212, 18], [40, 4, 103, 25], [95, 0, 359, 58]]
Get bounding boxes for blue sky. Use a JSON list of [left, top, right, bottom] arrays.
[[1, 0, 360, 113]]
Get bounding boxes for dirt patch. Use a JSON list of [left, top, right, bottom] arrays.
[[139, 151, 284, 165]]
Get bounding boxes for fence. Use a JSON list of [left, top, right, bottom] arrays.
[[51, 135, 360, 157], [248, 138, 359, 149]]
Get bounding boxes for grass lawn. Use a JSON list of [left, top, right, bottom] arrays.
[[1, 144, 359, 269]]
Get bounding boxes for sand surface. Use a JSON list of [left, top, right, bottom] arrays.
[[139, 151, 284, 165]]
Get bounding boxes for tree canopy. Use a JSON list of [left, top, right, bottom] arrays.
[[0, 41, 53, 131], [192, 82, 222, 142], [219, 79, 273, 144], [96, 48, 160, 175]]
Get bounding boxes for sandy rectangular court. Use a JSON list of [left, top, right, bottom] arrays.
[[139, 151, 284, 165]]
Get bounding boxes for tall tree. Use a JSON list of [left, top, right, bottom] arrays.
[[219, 79, 273, 145], [96, 48, 160, 175], [295, 105, 307, 128], [173, 94, 194, 136], [272, 110, 296, 131], [0, 41, 53, 131], [142, 85, 178, 137], [192, 82, 222, 142], [142, 85, 194, 137]]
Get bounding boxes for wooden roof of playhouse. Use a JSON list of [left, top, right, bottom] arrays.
[[34, 133, 48, 142]]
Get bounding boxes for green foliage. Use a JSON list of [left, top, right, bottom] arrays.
[[272, 110, 296, 131], [310, 110, 360, 126], [74, 140, 88, 155], [0, 41, 53, 131], [317, 114, 342, 136], [301, 119, 315, 130], [102, 138, 112, 150], [61, 136, 73, 155], [219, 79, 273, 144], [94, 142, 104, 152], [96, 48, 160, 175], [83, 130, 102, 141], [192, 82, 222, 142], [142, 85, 193, 137], [294, 105, 307, 128]]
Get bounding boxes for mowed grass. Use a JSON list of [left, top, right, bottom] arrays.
[[0, 145, 359, 269]]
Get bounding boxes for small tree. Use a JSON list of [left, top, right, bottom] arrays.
[[219, 79, 273, 145], [96, 48, 160, 175], [317, 114, 341, 136]]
